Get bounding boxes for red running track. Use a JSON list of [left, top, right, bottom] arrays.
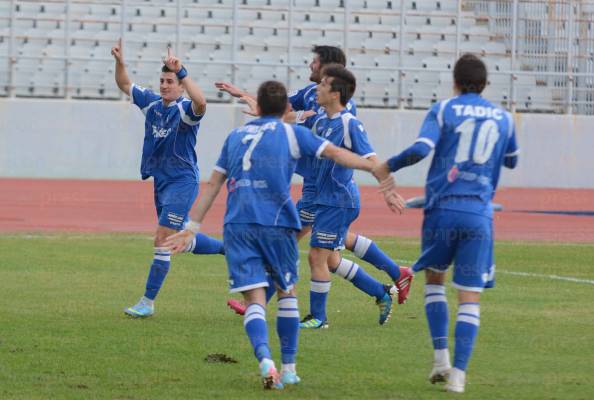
[[1, 179, 593, 242]]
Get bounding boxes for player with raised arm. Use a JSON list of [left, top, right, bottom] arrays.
[[375, 54, 520, 393], [300, 65, 406, 329], [218, 46, 413, 317], [164, 81, 401, 389], [111, 39, 224, 318]]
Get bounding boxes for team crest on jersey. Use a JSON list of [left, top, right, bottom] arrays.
[[447, 165, 459, 182], [228, 177, 237, 192], [152, 125, 171, 138], [324, 128, 333, 138]]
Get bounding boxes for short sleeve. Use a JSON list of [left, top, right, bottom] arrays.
[[346, 99, 357, 116], [346, 118, 375, 158], [130, 83, 161, 112], [178, 99, 204, 127], [214, 135, 230, 175], [288, 87, 306, 111], [293, 126, 329, 159], [415, 102, 442, 149]]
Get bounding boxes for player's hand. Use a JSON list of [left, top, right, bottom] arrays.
[[240, 95, 260, 116], [163, 47, 182, 73], [284, 110, 317, 124], [163, 229, 195, 254], [384, 189, 406, 214], [215, 81, 243, 98], [111, 38, 124, 63]]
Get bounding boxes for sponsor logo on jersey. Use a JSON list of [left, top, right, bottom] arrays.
[[152, 125, 172, 138]]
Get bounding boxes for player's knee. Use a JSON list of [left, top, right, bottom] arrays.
[[154, 225, 177, 246], [344, 231, 357, 250], [425, 269, 446, 285], [457, 289, 481, 304], [308, 248, 327, 270]]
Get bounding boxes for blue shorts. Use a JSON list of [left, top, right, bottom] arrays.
[[310, 205, 359, 251], [296, 200, 316, 227], [154, 180, 198, 230], [412, 208, 495, 292], [224, 223, 299, 294]]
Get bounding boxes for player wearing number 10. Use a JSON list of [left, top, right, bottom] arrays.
[[375, 54, 519, 393]]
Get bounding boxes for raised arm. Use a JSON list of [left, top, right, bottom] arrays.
[[111, 38, 131, 95], [163, 170, 227, 253], [163, 47, 207, 115]]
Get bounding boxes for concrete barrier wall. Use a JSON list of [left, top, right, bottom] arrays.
[[1, 98, 592, 188]]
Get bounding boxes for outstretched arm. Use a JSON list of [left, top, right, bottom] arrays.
[[163, 47, 207, 115], [215, 81, 256, 101], [320, 145, 405, 213], [320, 142, 374, 173], [111, 38, 131, 95], [163, 171, 227, 253]]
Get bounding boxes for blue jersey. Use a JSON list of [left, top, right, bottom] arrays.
[[312, 111, 375, 209], [289, 83, 357, 203], [215, 116, 329, 230], [131, 83, 204, 182], [418, 93, 520, 217]]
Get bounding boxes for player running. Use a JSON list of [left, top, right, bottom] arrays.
[[218, 46, 413, 317], [164, 80, 401, 389], [111, 40, 224, 318], [375, 54, 520, 393], [300, 65, 405, 328]]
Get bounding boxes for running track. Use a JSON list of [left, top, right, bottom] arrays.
[[1, 179, 593, 242]]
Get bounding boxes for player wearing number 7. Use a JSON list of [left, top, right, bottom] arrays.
[[164, 80, 401, 389], [374, 54, 519, 393]]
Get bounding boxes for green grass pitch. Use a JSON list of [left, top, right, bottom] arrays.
[[1, 233, 593, 399]]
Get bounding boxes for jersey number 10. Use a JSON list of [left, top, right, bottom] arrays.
[[454, 118, 500, 165]]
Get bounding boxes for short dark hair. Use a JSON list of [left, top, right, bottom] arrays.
[[453, 53, 487, 94], [321, 64, 356, 106], [257, 80, 287, 117], [161, 65, 180, 83], [312, 45, 346, 67]]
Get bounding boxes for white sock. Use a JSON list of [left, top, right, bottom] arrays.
[[434, 348, 451, 366], [281, 363, 296, 374], [141, 296, 154, 307]]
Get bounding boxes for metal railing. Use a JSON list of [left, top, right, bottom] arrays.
[[1, 0, 594, 114]]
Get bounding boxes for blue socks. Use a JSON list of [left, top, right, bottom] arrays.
[[244, 304, 272, 362], [277, 297, 299, 365], [333, 258, 385, 300], [144, 247, 171, 300], [454, 302, 480, 371], [309, 280, 331, 321], [185, 232, 224, 255], [352, 235, 401, 281], [425, 284, 449, 350]]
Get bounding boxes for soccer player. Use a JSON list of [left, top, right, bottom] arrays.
[[218, 45, 413, 316], [164, 81, 400, 389], [299, 64, 406, 329], [111, 39, 224, 318], [374, 54, 520, 393]]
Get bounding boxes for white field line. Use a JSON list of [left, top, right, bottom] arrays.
[[4, 237, 593, 286], [299, 251, 594, 286]]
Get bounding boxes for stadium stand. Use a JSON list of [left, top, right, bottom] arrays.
[[1, 0, 593, 114]]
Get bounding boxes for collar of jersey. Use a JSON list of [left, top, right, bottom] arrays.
[[329, 109, 346, 119], [161, 97, 183, 108], [249, 116, 280, 124]]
